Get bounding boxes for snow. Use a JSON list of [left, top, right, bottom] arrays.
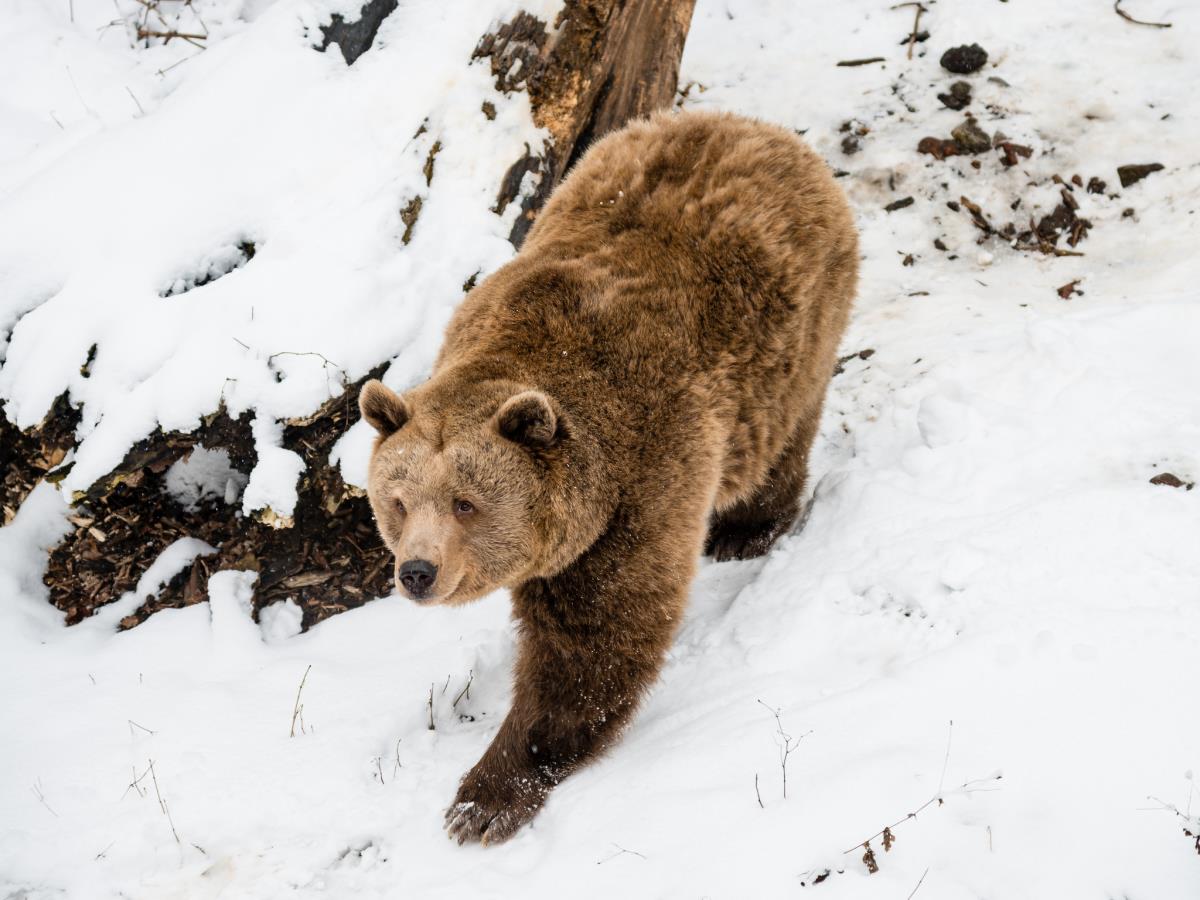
[[164, 446, 247, 511], [2, 0, 1199, 897]]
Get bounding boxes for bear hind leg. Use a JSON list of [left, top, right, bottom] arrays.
[[705, 410, 820, 562]]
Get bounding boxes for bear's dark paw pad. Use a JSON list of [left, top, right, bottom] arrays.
[[444, 775, 546, 846], [705, 517, 792, 562]]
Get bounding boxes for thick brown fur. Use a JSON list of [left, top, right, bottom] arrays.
[[359, 110, 858, 844]]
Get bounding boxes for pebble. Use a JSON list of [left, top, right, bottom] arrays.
[[938, 80, 972, 111], [951, 118, 992, 154]]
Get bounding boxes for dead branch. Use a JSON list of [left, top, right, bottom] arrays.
[[148, 759, 181, 843], [892, 2, 928, 60], [757, 699, 811, 800], [836, 57, 886, 67], [452, 670, 474, 709], [907, 867, 930, 898], [1113, 1, 1172, 28], [842, 773, 1004, 859], [290, 665, 312, 737]]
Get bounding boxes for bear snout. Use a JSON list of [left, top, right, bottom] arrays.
[[398, 559, 439, 598]]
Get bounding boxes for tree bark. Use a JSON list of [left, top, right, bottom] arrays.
[[477, 0, 698, 245], [13, 0, 696, 630]]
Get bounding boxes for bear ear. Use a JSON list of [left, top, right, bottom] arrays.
[[359, 380, 410, 436], [494, 390, 559, 449]]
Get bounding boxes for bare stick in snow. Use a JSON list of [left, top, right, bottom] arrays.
[[128, 719, 155, 737], [427, 683, 435, 730], [148, 759, 180, 843], [596, 843, 647, 864], [755, 773, 764, 809], [892, 2, 927, 60], [757, 699, 811, 799], [290, 664, 311, 737], [125, 86, 145, 116], [937, 719, 953, 795], [31, 779, 58, 817], [124, 763, 151, 799], [841, 773, 1004, 859], [1113, 1, 1172, 28], [452, 670, 474, 709], [907, 867, 930, 899]]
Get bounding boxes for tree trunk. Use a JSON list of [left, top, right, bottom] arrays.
[[16, 0, 696, 630], [477, 0, 698, 245]]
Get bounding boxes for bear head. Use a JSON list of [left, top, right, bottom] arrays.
[[358, 376, 591, 606]]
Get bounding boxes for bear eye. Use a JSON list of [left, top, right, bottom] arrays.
[[454, 499, 475, 516]]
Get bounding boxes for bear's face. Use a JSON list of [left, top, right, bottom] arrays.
[[358, 379, 563, 606]]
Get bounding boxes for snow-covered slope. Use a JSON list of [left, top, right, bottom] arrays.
[[2, 0, 1199, 897]]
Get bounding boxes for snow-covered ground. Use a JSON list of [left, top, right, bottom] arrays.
[[2, 0, 1199, 897]]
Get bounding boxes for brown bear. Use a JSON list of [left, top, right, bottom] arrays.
[[358, 110, 858, 845]]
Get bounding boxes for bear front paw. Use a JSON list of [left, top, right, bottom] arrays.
[[444, 769, 549, 846], [705, 514, 795, 562]]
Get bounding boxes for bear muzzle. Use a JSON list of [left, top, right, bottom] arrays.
[[398, 558, 439, 599]]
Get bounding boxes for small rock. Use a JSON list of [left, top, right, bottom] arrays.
[[940, 44, 988, 75], [1086, 176, 1107, 194], [1150, 472, 1194, 490], [884, 196, 915, 212], [951, 118, 992, 154], [1117, 163, 1164, 188], [938, 81, 972, 110]]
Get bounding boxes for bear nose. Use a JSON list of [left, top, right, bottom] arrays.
[[399, 559, 438, 597]]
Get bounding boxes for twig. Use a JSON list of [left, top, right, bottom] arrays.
[[452, 670, 474, 709], [148, 759, 180, 843], [757, 700, 811, 799], [123, 763, 151, 799], [392, 738, 403, 779], [94, 840, 115, 861], [128, 719, 156, 736], [136, 27, 208, 42], [841, 773, 1004, 856], [31, 780, 58, 817], [596, 843, 647, 864], [755, 773, 764, 809], [427, 684, 435, 730], [1113, 1, 1172, 28], [907, 867, 930, 899], [290, 664, 311, 737], [937, 720, 953, 795], [125, 86, 145, 116], [892, 2, 927, 60], [374, 756, 385, 784], [837, 57, 886, 67]]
